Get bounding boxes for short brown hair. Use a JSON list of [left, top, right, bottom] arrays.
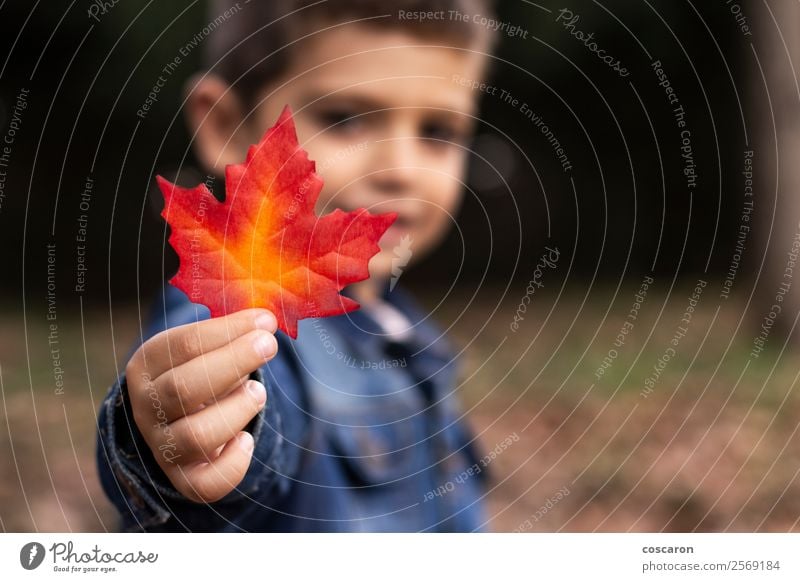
[[204, 0, 497, 101]]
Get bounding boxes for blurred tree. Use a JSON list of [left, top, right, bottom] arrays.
[[754, 0, 800, 339]]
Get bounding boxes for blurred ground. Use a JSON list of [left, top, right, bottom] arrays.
[[1, 283, 799, 532]]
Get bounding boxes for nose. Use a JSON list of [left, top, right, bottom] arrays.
[[369, 126, 423, 196]]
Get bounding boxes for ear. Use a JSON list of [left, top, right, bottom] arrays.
[[183, 72, 252, 178]]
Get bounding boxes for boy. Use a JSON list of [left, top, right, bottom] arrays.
[[97, 0, 498, 531]]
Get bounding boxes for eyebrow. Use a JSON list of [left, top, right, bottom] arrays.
[[300, 92, 384, 111], [300, 89, 478, 119]]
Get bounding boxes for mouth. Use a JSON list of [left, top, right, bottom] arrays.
[[390, 214, 413, 229]]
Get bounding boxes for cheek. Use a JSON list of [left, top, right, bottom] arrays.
[[312, 178, 338, 214], [416, 177, 464, 249], [428, 175, 464, 220], [314, 163, 359, 213], [432, 152, 468, 209], [424, 205, 455, 246], [300, 135, 364, 213]]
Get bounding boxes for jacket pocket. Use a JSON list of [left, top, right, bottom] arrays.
[[327, 414, 423, 487]]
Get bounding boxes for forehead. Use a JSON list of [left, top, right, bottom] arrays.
[[281, 25, 488, 114]]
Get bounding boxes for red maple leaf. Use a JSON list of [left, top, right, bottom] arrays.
[[157, 106, 397, 338]]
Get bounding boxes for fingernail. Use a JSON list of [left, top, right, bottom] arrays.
[[253, 332, 278, 360], [247, 380, 267, 406], [238, 432, 254, 452], [254, 312, 277, 332]]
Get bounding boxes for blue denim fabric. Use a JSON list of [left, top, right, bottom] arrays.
[[96, 283, 488, 531]]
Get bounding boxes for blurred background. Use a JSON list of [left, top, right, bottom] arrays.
[[1, 0, 800, 531]]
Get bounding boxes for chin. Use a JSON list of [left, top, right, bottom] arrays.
[[367, 247, 395, 281]]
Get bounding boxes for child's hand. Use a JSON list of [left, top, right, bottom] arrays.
[[124, 309, 279, 503]]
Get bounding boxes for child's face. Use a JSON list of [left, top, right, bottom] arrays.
[[246, 25, 487, 281]]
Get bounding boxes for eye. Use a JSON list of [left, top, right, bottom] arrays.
[[316, 109, 363, 132], [420, 121, 465, 145]]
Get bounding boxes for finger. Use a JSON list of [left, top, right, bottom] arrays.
[[166, 380, 266, 461], [199, 374, 249, 410], [168, 431, 256, 503], [131, 308, 277, 378], [152, 329, 277, 421], [129, 373, 249, 450]]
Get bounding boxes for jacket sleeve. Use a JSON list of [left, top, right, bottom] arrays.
[[96, 334, 310, 532]]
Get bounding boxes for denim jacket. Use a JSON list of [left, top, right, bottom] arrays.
[[96, 282, 488, 532]]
